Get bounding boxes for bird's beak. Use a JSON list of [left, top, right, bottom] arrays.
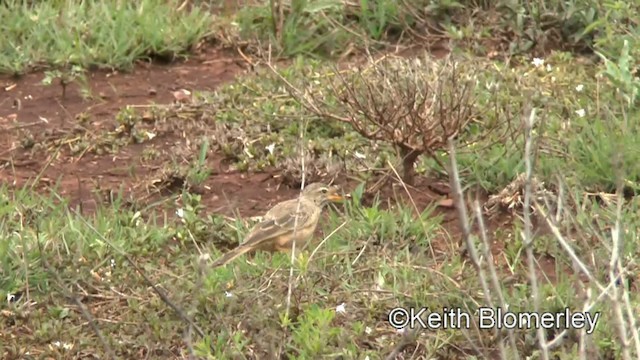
[[326, 185, 350, 202]]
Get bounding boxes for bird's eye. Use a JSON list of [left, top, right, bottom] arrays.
[[321, 188, 328, 193]]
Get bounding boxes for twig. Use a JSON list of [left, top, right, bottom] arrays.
[[534, 203, 604, 292], [280, 39, 308, 324], [176, 0, 189, 11], [385, 328, 419, 360], [447, 137, 511, 359], [73, 212, 207, 340], [609, 178, 633, 360], [521, 107, 550, 360], [28, 141, 64, 191], [36, 232, 117, 360], [473, 200, 520, 359], [15, 205, 31, 309], [446, 138, 471, 257], [0, 145, 18, 158], [6, 120, 47, 130], [307, 220, 349, 264], [236, 46, 256, 68], [578, 288, 592, 359]]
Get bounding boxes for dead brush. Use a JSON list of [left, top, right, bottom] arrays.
[[265, 53, 486, 186], [330, 54, 479, 185]]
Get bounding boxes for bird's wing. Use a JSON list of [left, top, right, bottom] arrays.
[[241, 200, 313, 247], [211, 200, 316, 268]]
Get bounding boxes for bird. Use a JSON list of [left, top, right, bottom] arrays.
[[210, 183, 344, 268]]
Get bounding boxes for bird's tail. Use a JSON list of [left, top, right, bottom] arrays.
[[211, 245, 255, 268]]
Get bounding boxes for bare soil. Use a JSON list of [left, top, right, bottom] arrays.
[[1, 46, 244, 213], [0, 44, 560, 281], [0, 45, 450, 218]]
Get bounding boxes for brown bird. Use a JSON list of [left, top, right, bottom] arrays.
[[211, 183, 344, 268]]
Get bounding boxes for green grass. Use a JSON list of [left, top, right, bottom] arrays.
[[233, 0, 639, 61], [1, 0, 638, 73], [3, 0, 640, 358], [2, 172, 639, 357], [0, 0, 213, 74]]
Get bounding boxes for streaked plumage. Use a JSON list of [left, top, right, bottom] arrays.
[[211, 183, 343, 268]]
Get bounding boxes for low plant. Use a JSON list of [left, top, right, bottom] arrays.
[[41, 65, 90, 99]]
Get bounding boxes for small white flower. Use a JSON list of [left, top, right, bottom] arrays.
[[265, 143, 275, 155], [365, 326, 372, 335], [224, 291, 233, 298], [575, 109, 586, 118], [110, 259, 116, 268], [176, 208, 184, 218], [52, 341, 72, 349], [336, 303, 346, 314], [575, 84, 584, 92], [546, 64, 552, 72], [532, 58, 544, 68], [354, 151, 366, 159]]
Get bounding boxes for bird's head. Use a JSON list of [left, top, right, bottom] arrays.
[[301, 183, 345, 206]]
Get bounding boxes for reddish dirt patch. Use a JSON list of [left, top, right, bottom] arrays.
[[0, 45, 246, 211]]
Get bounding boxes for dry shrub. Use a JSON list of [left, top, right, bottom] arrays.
[[331, 54, 479, 185]]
